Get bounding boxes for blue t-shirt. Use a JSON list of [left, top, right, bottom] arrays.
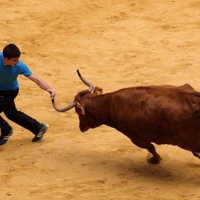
[[0, 52, 32, 90]]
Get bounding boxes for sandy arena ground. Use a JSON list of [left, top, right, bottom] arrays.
[[1, 0, 200, 199]]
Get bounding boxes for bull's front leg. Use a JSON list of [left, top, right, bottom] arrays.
[[147, 152, 162, 164], [130, 137, 162, 164]]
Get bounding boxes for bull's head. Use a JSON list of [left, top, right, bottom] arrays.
[[51, 69, 102, 114]]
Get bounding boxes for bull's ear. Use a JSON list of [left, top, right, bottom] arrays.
[[93, 87, 103, 95], [76, 102, 86, 115], [96, 89, 102, 95]]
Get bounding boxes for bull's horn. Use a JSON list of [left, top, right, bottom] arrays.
[[77, 69, 94, 92], [51, 99, 76, 112]]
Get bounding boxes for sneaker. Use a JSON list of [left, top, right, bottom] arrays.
[[32, 123, 49, 142], [0, 128, 13, 146]]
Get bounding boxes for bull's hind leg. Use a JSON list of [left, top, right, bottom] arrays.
[[190, 144, 200, 159], [192, 152, 200, 158], [130, 138, 162, 164]]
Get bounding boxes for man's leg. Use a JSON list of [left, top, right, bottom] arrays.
[[0, 95, 13, 145], [4, 100, 49, 142], [4, 107, 48, 140], [2, 89, 48, 142], [0, 116, 13, 145], [0, 116, 12, 135], [4, 109, 42, 134]]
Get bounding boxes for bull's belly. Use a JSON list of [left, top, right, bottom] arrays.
[[152, 136, 200, 152], [122, 125, 200, 159]]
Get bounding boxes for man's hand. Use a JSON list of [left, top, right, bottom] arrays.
[[47, 89, 56, 99]]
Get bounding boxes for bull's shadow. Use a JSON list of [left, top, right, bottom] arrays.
[[67, 141, 200, 185]]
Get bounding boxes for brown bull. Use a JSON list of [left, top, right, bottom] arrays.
[[52, 70, 200, 164]]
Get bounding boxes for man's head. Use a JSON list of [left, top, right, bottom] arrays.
[[3, 44, 21, 66]]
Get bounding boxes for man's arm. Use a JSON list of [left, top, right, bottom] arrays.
[[27, 74, 56, 99]]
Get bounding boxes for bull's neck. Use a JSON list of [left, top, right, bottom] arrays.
[[86, 95, 116, 128]]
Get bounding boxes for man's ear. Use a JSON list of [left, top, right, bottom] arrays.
[[76, 102, 85, 115]]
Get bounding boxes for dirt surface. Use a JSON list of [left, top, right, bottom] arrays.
[[1, 0, 200, 199]]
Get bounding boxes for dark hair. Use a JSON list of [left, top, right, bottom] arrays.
[[3, 44, 21, 59]]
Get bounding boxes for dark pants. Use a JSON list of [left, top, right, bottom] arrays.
[[0, 89, 41, 136]]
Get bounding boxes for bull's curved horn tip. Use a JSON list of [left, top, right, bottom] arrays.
[[77, 69, 81, 77]]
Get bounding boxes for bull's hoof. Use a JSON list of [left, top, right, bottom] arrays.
[[147, 155, 162, 164]]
